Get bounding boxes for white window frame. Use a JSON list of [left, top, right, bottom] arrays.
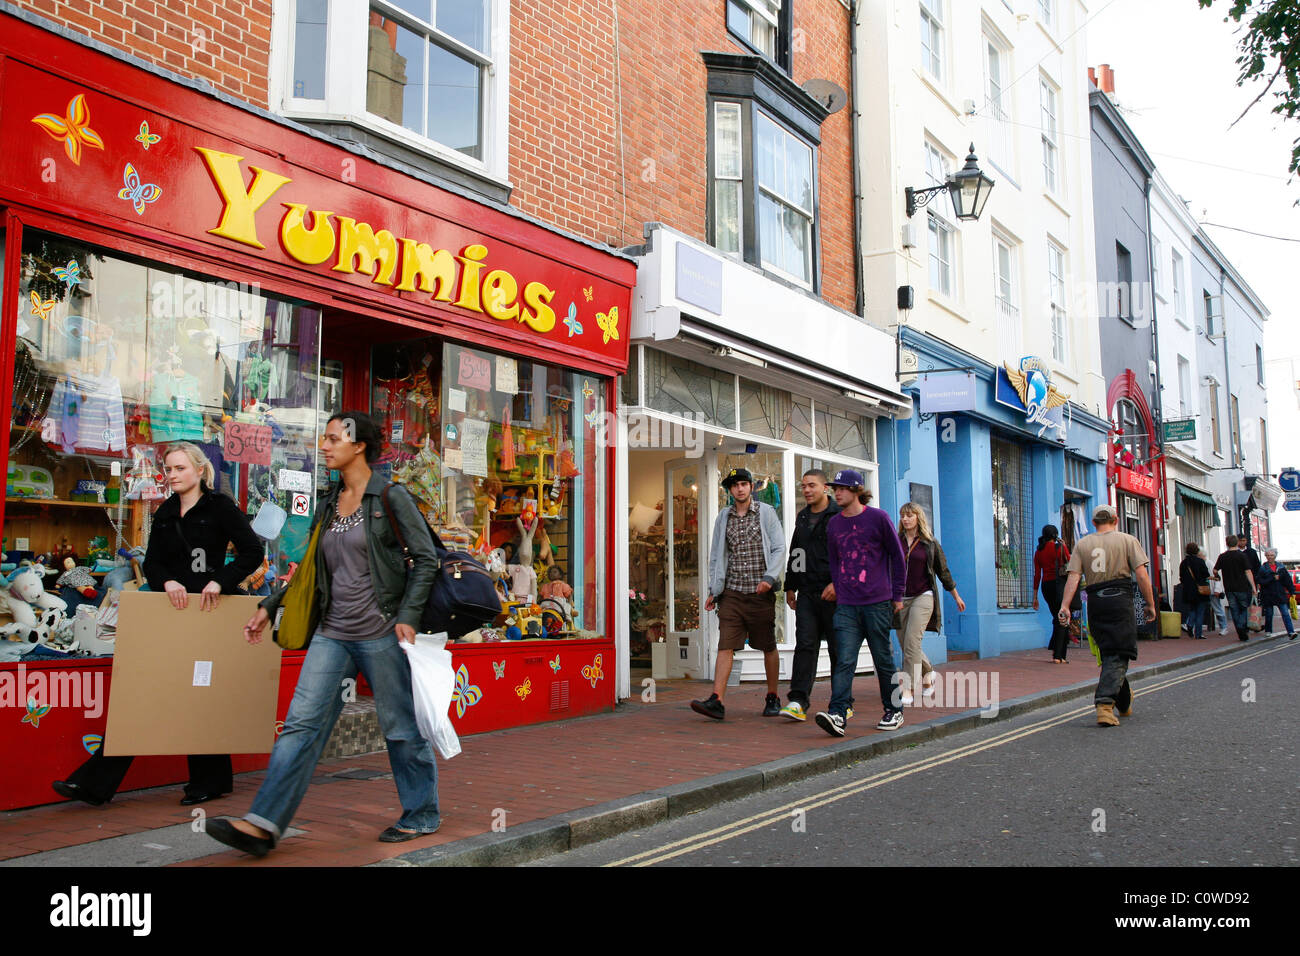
[[1171, 250, 1185, 324], [920, 0, 945, 84], [269, 0, 511, 183], [924, 139, 956, 298], [1047, 239, 1067, 364], [729, 0, 781, 59], [984, 30, 1014, 176], [713, 101, 745, 259], [755, 111, 815, 289], [993, 230, 1021, 357], [1038, 0, 1055, 31], [1151, 237, 1163, 297], [1177, 355, 1191, 418], [1039, 75, 1059, 195]]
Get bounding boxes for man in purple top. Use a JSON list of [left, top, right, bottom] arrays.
[[815, 469, 906, 737]]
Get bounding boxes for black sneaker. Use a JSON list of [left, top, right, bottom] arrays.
[[876, 709, 904, 731], [690, 694, 725, 720], [761, 693, 781, 716], [815, 711, 846, 737]]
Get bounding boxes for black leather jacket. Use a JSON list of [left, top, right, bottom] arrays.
[[261, 473, 439, 630]]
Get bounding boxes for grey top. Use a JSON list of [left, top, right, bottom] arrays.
[[317, 517, 390, 641]]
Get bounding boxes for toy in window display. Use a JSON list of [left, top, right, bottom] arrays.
[[539, 565, 572, 602], [507, 563, 538, 604], [57, 557, 98, 598], [124, 445, 165, 500], [533, 521, 556, 570], [515, 503, 538, 566]]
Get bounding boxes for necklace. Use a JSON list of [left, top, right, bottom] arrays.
[[330, 506, 364, 535]]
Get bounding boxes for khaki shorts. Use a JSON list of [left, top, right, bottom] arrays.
[[717, 589, 777, 652]]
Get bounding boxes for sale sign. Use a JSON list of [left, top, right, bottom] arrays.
[[224, 421, 273, 465]]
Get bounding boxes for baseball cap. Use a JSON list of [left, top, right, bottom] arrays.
[[828, 468, 865, 489], [1092, 504, 1118, 523], [721, 467, 754, 489]]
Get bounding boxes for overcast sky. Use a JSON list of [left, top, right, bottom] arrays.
[[1082, 0, 1300, 556]]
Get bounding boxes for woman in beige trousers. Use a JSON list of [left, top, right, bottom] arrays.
[[895, 503, 966, 705]]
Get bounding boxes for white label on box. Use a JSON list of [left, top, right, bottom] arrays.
[[278, 469, 313, 492], [193, 660, 213, 687], [110, 461, 122, 476], [448, 388, 466, 413]]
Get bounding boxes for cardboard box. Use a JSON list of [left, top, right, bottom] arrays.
[[103, 592, 281, 755]]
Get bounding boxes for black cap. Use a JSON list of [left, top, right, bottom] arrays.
[[721, 467, 753, 489]]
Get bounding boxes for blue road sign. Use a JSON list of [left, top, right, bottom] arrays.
[[1279, 469, 1300, 493]]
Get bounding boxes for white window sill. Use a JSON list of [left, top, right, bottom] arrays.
[[280, 105, 509, 189], [915, 69, 962, 119], [1174, 316, 1189, 329], [1036, 21, 1063, 54], [1042, 189, 1071, 218], [927, 289, 970, 323]]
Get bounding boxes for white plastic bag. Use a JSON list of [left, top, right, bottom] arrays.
[[400, 633, 461, 759]]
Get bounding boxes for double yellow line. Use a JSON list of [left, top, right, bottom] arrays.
[[607, 642, 1295, 866]]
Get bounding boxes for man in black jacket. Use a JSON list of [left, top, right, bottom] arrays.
[[779, 470, 849, 721]]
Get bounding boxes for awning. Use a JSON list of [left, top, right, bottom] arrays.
[[1174, 481, 1221, 526]]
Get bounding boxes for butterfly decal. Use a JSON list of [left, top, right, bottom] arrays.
[[582, 285, 594, 302], [22, 697, 52, 729], [31, 93, 105, 165], [584, 409, 600, 429], [582, 380, 594, 400], [82, 734, 103, 755], [548, 654, 561, 674], [53, 259, 82, 289], [492, 660, 506, 679], [451, 663, 483, 718], [582, 654, 604, 688], [515, 678, 532, 701], [564, 302, 583, 338], [135, 120, 161, 150], [596, 306, 619, 345], [117, 163, 163, 216], [29, 290, 56, 322]]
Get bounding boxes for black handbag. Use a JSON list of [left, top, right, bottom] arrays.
[[381, 486, 502, 635]]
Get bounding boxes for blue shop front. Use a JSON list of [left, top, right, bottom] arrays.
[[877, 331, 1110, 662]]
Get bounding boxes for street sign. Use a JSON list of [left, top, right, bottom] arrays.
[[1278, 468, 1300, 493], [1162, 418, 1196, 442], [1284, 496, 1300, 512]]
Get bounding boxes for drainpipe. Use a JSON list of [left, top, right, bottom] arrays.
[[849, 0, 864, 319], [1144, 175, 1167, 596], [1219, 265, 1237, 534]]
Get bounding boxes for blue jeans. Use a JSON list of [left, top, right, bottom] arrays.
[[1262, 601, 1296, 635], [245, 632, 440, 843], [1184, 600, 1207, 638], [1226, 591, 1252, 633], [829, 602, 897, 718]]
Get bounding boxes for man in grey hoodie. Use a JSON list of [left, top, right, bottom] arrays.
[[690, 467, 786, 720]]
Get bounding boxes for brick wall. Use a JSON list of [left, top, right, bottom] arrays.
[[8, 0, 271, 106], [510, 0, 857, 313]]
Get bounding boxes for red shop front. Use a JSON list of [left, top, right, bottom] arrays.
[[0, 14, 632, 809]]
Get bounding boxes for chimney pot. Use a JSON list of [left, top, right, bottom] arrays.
[[1100, 64, 1115, 95], [1088, 66, 1097, 87]]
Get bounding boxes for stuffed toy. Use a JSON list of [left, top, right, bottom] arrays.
[[1, 566, 73, 649], [57, 557, 98, 598]]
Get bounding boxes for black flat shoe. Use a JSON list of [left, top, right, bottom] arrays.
[[206, 818, 273, 858], [52, 780, 107, 807], [378, 825, 435, 843], [180, 791, 230, 806]]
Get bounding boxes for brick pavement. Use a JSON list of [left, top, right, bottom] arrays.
[[0, 629, 1267, 866]]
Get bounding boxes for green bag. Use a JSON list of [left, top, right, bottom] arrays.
[[273, 520, 323, 650]]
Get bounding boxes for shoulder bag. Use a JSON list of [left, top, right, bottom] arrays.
[[273, 520, 323, 650], [381, 485, 502, 635]]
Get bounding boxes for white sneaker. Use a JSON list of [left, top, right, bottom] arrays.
[[779, 701, 806, 721], [922, 675, 937, 699], [900, 693, 915, 706], [1219, 628, 1230, 635]]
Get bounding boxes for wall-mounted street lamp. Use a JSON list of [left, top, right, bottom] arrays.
[[904, 143, 996, 221]]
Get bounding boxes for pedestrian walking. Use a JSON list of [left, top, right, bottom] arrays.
[[205, 411, 441, 857], [1213, 534, 1257, 640], [1057, 504, 1156, 728], [779, 469, 847, 722], [895, 502, 965, 703], [814, 470, 906, 737], [1257, 549, 1296, 638], [52, 442, 265, 807], [1208, 573, 1229, 634], [690, 467, 786, 721], [1031, 524, 1073, 663], [1178, 542, 1211, 639]]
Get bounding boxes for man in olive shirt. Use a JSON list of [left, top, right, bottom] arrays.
[[1058, 504, 1156, 727]]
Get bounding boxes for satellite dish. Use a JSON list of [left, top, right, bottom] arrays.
[[802, 78, 847, 114]]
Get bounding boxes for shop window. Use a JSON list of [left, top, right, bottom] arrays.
[[815, 407, 874, 462], [1064, 455, 1092, 497], [992, 435, 1034, 608], [787, 397, 813, 447], [643, 350, 737, 430], [9, 230, 327, 602], [705, 54, 824, 291], [366, 338, 607, 638], [739, 378, 793, 441], [277, 0, 507, 188]]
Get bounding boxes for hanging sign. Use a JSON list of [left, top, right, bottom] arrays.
[[995, 356, 1069, 441], [223, 421, 273, 465]]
